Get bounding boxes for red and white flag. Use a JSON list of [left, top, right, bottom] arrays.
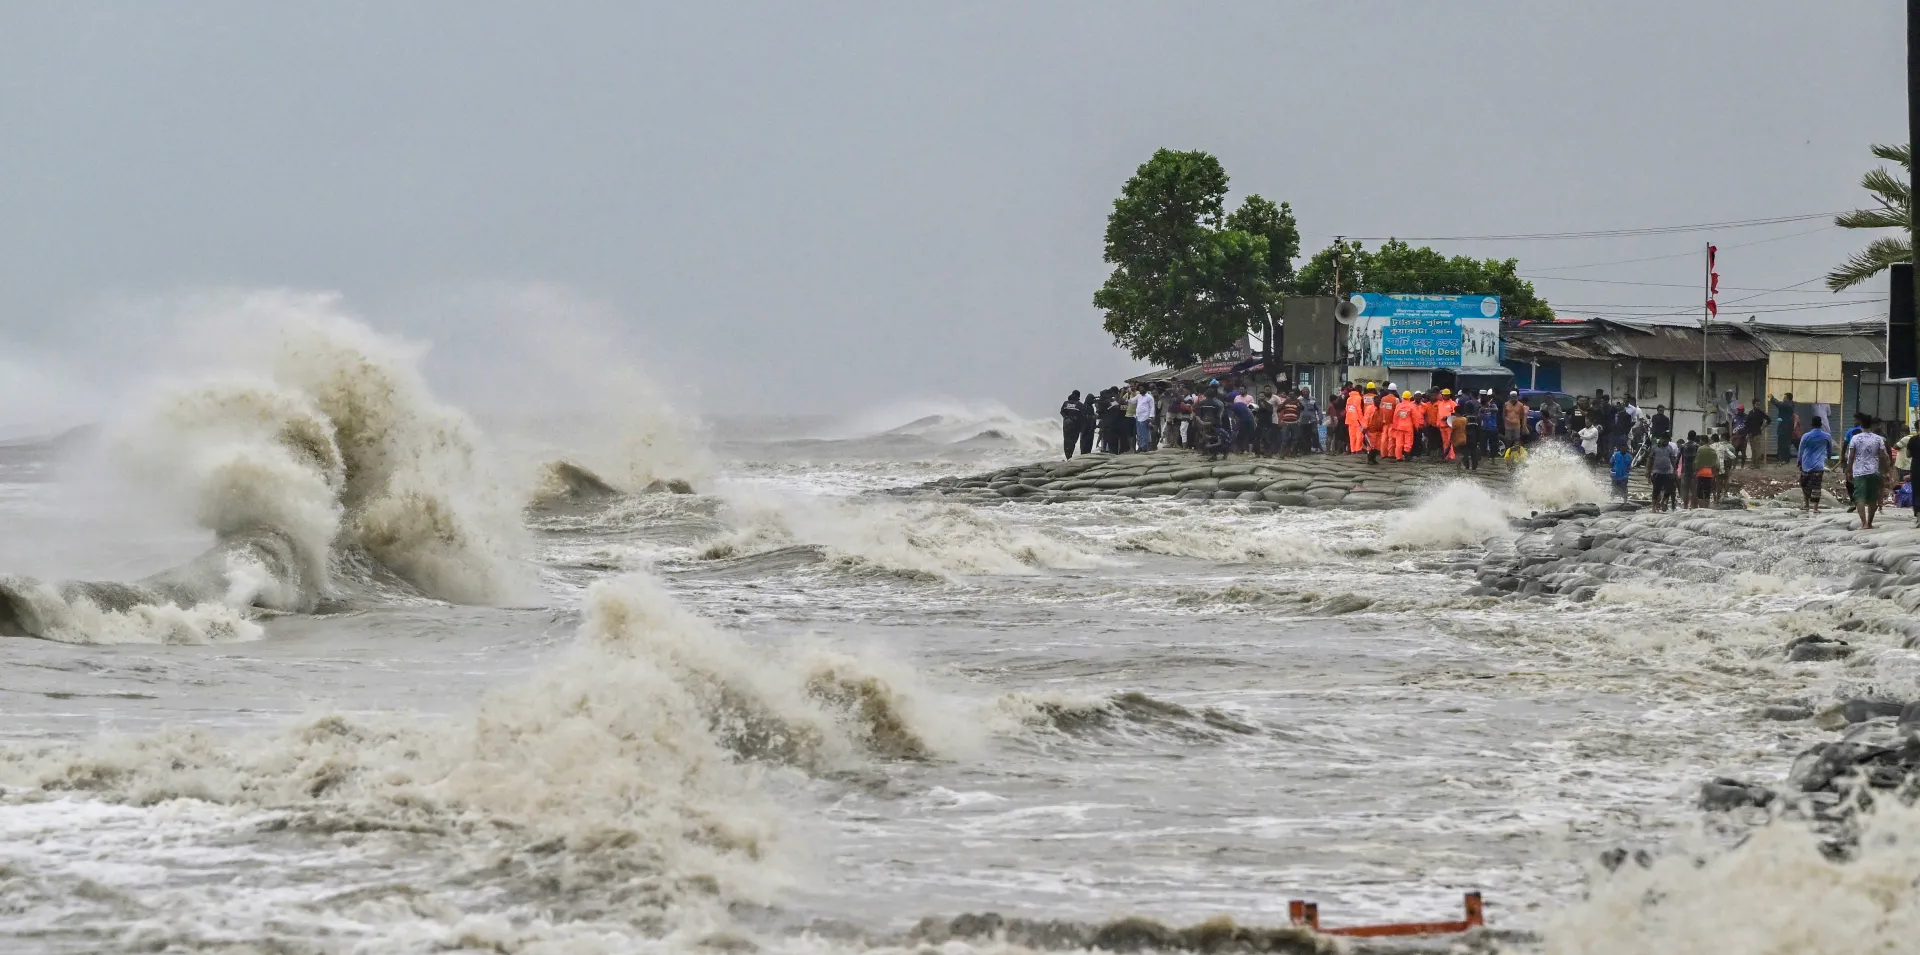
[[1706, 245, 1719, 317]]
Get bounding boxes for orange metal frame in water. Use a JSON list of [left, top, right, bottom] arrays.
[[1287, 892, 1484, 937]]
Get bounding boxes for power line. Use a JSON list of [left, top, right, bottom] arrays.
[[1573, 299, 1886, 320], [1525, 224, 1838, 272], [1341, 211, 1840, 242], [1523, 274, 1877, 294]]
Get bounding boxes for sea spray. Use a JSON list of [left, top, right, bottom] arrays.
[[0, 294, 542, 640], [1516, 443, 1611, 511], [1382, 480, 1517, 550], [1539, 803, 1920, 954]]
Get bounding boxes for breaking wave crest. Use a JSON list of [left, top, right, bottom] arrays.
[[0, 293, 535, 642], [0, 575, 967, 929]]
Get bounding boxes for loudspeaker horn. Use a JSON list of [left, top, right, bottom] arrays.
[[1333, 299, 1360, 324]]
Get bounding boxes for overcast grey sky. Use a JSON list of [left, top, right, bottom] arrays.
[[0, 1, 1906, 426]]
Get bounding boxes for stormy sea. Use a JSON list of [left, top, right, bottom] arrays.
[[3, 295, 1917, 954]]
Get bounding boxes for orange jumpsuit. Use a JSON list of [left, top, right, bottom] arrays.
[[1382, 391, 1397, 455], [1346, 393, 1366, 452], [1390, 399, 1417, 460], [1435, 398, 1458, 459], [1363, 395, 1385, 453]]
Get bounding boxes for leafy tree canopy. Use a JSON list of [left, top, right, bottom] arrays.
[[1093, 150, 1297, 367], [1827, 142, 1911, 292]]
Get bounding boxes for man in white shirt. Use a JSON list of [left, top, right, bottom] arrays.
[[1845, 412, 1893, 530], [1133, 385, 1156, 453]]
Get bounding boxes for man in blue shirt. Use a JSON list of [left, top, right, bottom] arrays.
[[1609, 446, 1632, 500], [1798, 416, 1834, 513]]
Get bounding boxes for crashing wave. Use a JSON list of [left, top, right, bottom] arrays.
[[0, 294, 534, 642], [0, 575, 963, 931]]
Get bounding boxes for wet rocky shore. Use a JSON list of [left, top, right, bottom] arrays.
[[903, 448, 1511, 509], [1470, 505, 1920, 847], [909, 448, 1920, 858]]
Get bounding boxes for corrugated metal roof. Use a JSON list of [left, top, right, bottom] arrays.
[[1739, 327, 1886, 364], [1505, 320, 1769, 363], [1593, 323, 1771, 363]]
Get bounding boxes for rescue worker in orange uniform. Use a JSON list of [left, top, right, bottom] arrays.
[[1346, 383, 1369, 453], [1435, 388, 1458, 460], [1375, 387, 1399, 461], [1390, 390, 1418, 460]]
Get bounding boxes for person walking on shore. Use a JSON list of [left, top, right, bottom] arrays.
[[1389, 391, 1416, 461], [1679, 432, 1700, 507], [1610, 443, 1632, 500], [1710, 431, 1736, 504], [1692, 435, 1719, 508], [1501, 392, 1527, 453], [1364, 385, 1386, 464], [1798, 416, 1833, 514], [1329, 385, 1350, 454], [1846, 413, 1892, 530], [1131, 384, 1156, 454], [1078, 388, 1096, 454], [1457, 393, 1483, 470], [1060, 391, 1086, 459], [1346, 384, 1368, 454], [1648, 435, 1679, 511]]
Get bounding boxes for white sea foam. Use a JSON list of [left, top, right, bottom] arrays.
[[1114, 513, 1337, 564], [1383, 480, 1517, 550], [1516, 443, 1611, 511], [1540, 806, 1920, 954], [0, 574, 975, 937], [702, 489, 1107, 577]]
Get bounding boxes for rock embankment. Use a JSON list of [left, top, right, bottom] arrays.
[[902, 449, 1510, 509], [1477, 507, 1920, 846]]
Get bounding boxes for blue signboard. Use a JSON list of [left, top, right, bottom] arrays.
[[1347, 293, 1503, 369], [1909, 380, 1918, 407]]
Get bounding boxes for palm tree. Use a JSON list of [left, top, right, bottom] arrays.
[[1826, 143, 1912, 292]]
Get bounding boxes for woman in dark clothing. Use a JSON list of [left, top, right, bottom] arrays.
[[1060, 391, 1086, 459], [1078, 388, 1096, 454]]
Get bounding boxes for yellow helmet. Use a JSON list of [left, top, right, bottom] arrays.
[[1441, 388, 1452, 396], [1366, 381, 1377, 388], [1401, 390, 1413, 399]]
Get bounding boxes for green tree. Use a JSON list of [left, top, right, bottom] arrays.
[[1094, 149, 1274, 367], [1292, 238, 1554, 322], [1223, 195, 1300, 361], [1826, 143, 1912, 292]]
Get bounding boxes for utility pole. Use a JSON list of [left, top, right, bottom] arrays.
[[1909, 0, 1918, 371], [1332, 235, 1344, 300], [1703, 242, 1711, 428]]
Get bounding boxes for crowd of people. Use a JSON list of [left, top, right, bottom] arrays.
[[1057, 380, 1920, 527], [1060, 379, 1530, 468], [1058, 381, 1327, 460], [1789, 411, 1917, 530]]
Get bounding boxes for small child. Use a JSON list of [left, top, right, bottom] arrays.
[[1609, 445, 1632, 500]]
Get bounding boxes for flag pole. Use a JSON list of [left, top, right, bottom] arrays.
[[1704, 242, 1720, 432]]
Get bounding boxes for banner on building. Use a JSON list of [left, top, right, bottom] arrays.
[[1345, 293, 1502, 369]]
